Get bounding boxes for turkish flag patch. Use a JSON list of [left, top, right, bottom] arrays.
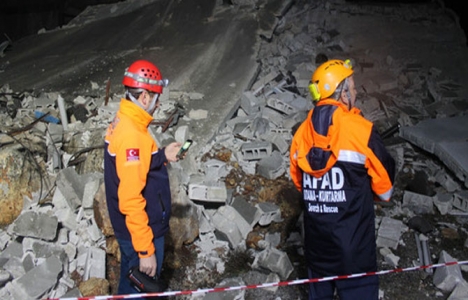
[[126, 148, 140, 161]]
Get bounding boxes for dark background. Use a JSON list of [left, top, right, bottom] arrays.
[[0, 0, 124, 42], [0, 0, 466, 43]]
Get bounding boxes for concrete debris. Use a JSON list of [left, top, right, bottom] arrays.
[[376, 217, 408, 250], [400, 115, 468, 188], [251, 247, 294, 280], [433, 251, 465, 293], [379, 247, 400, 269], [202, 277, 245, 300], [415, 233, 433, 275], [447, 279, 468, 300], [402, 190, 435, 215], [9, 211, 58, 241], [0, 0, 468, 299], [2, 255, 62, 300]]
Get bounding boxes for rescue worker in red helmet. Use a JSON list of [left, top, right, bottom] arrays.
[[104, 59, 181, 296], [290, 59, 395, 300]]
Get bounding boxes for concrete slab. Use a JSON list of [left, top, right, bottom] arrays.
[[400, 115, 468, 187], [0, 0, 287, 153]]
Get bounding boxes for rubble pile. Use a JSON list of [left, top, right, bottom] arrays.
[[0, 0, 468, 299]]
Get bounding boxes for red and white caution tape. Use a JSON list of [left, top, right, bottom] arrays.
[[48, 260, 468, 300]]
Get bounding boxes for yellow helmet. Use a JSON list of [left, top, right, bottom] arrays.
[[309, 59, 353, 101]]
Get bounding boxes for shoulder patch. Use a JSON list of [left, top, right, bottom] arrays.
[[126, 148, 140, 161]]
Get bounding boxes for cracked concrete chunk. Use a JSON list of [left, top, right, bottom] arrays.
[[56, 167, 85, 210], [256, 202, 282, 226], [447, 279, 468, 300], [256, 150, 285, 180], [10, 211, 58, 241], [10, 255, 63, 300], [402, 190, 434, 215], [252, 247, 293, 280], [433, 250, 464, 293], [376, 217, 407, 250]]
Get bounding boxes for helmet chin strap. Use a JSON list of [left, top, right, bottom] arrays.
[[126, 90, 159, 114], [147, 93, 159, 113]]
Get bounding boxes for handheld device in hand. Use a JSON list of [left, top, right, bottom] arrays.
[[176, 139, 192, 159], [127, 266, 168, 293]]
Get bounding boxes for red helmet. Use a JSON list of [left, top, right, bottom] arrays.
[[122, 60, 168, 93]]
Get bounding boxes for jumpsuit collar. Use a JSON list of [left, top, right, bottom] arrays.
[[119, 98, 153, 128]]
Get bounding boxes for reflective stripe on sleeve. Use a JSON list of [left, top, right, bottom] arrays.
[[377, 187, 393, 201], [338, 150, 366, 165]]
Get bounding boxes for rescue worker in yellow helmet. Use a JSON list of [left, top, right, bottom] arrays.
[[290, 59, 395, 300], [104, 60, 181, 296]]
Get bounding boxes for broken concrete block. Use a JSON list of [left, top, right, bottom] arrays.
[[376, 217, 407, 250], [54, 206, 79, 232], [82, 177, 102, 216], [251, 71, 281, 96], [241, 141, 272, 161], [10, 211, 58, 241], [211, 211, 243, 249], [238, 159, 257, 175], [22, 252, 35, 273], [250, 117, 270, 138], [256, 150, 285, 180], [97, 101, 120, 119], [85, 218, 104, 243], [453, 191, 468, 212], [0, 241, 23, 268], [434, 192, 453, 215], [0, 230, 10, 250], [402, 190, 434, 215], [215, 205, 251, 240], [197, 208, 215, 234], [256, 202, 282, 226], [9, 255, 63, 300], [229, 196, 261, 229], [84, 247, 106, 280], [265, 232, 281, 248], [252, 247, 293, 280], [447, 279, 468, 300], [56, 167, 85, 210], [233, 121, 254, 140], [188, 182, 228, 203], [266, 96, 297, 115], [22, 238, 67, 263], [263, 131, 290, 154], [204, 159, 230, 181], [0, 269, 11, 287], [380, 247, 399, 268], [260, 106, 286, 127], [433, 250, 464, 293], [33, 95, 55, 110], [240, 91, 264, 115], [435, 169, 460, 193]]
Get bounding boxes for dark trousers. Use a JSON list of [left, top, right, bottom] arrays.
[[117, 236, 165, 296], [308, 268, 379, 300]]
